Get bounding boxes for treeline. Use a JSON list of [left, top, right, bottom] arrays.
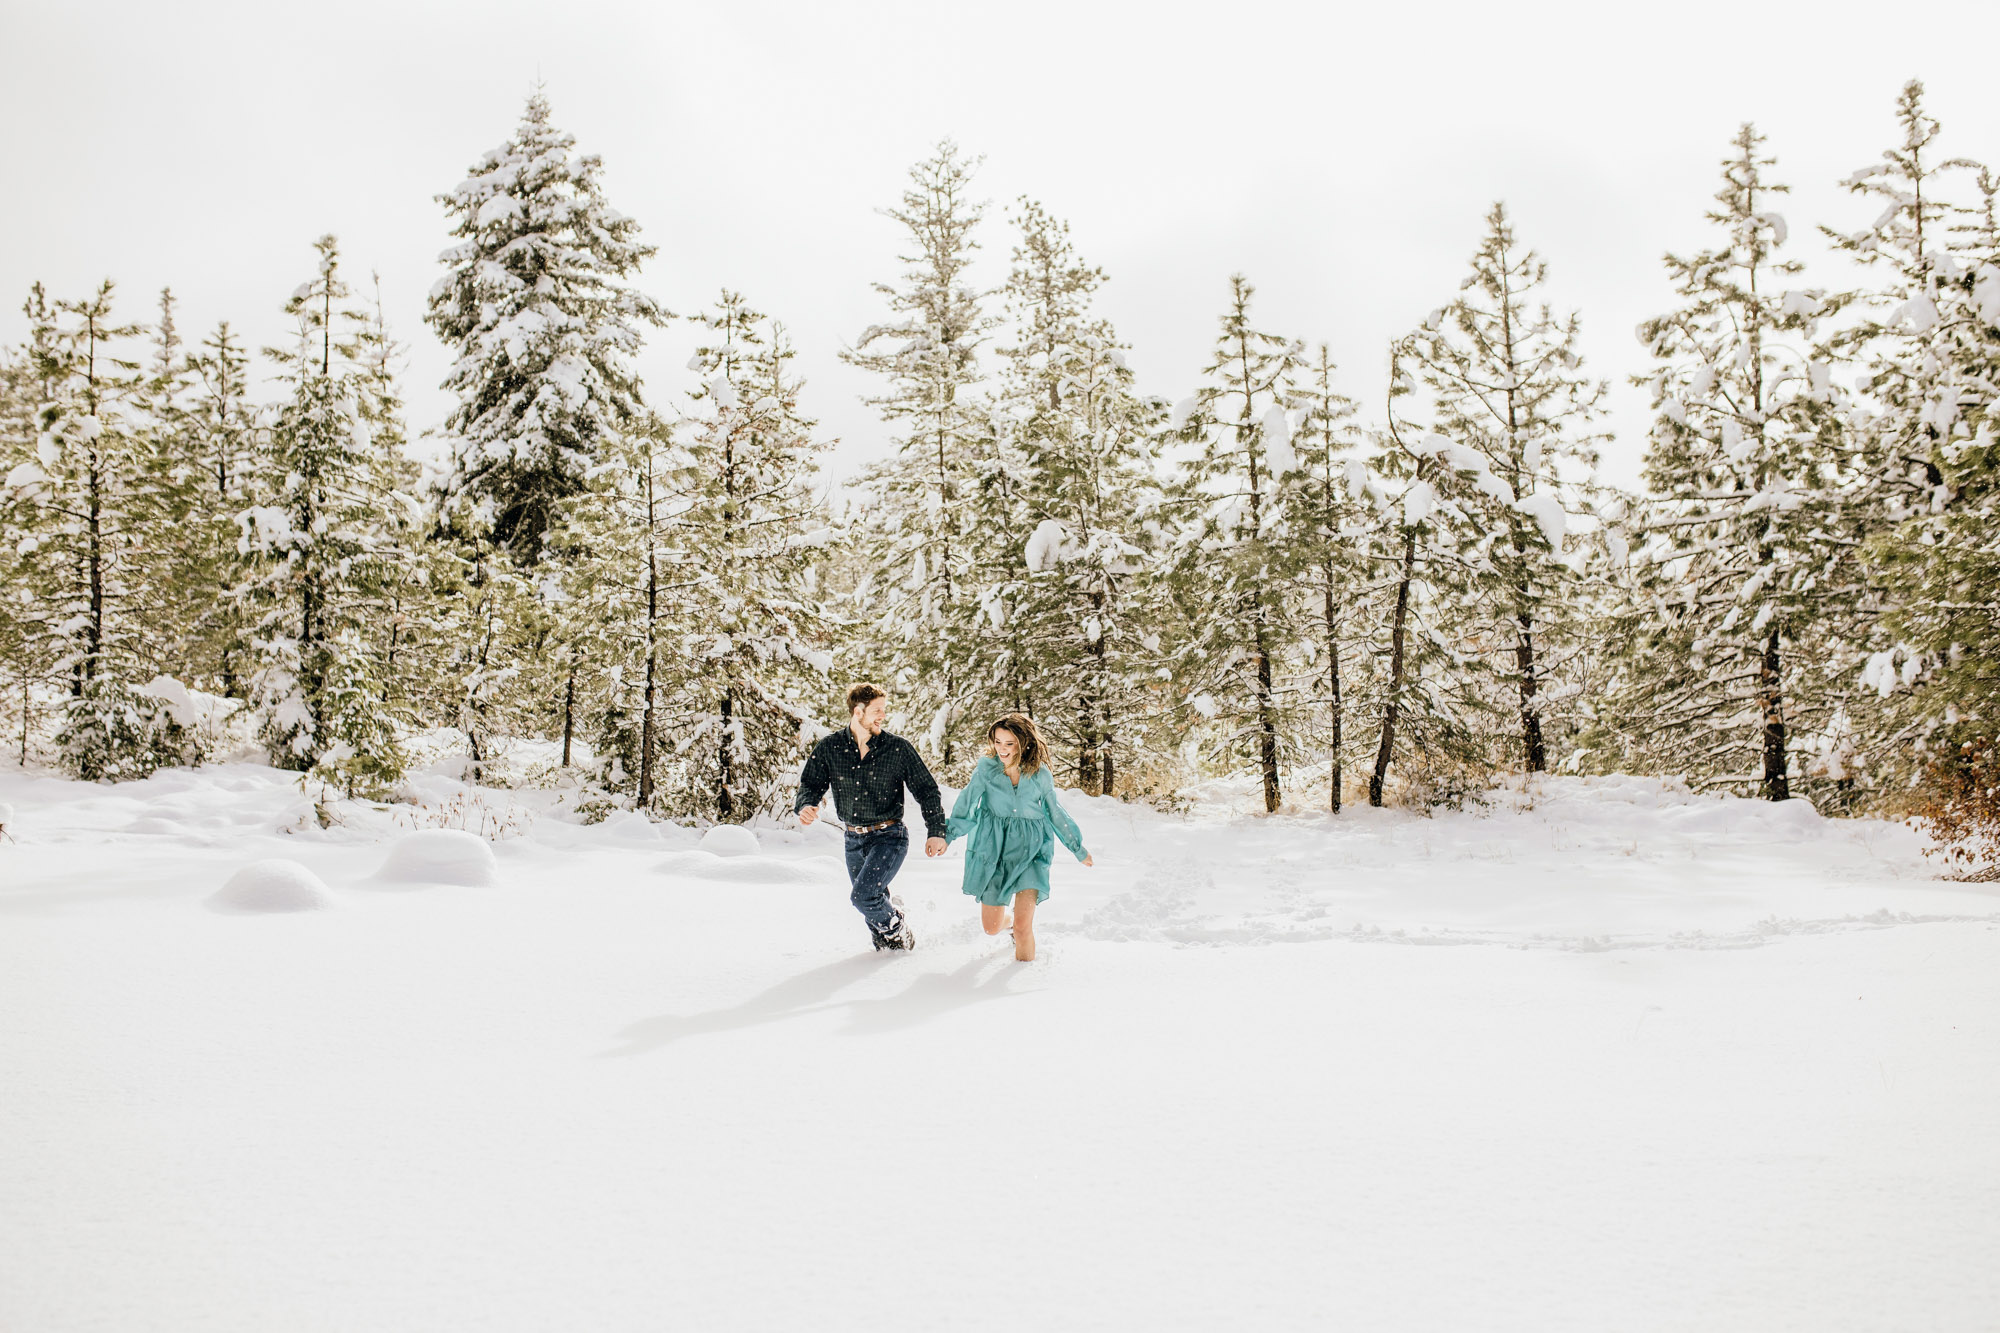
[[1, 83, 1995, 825]]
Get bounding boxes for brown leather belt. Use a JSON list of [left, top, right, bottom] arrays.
[[843, 818, 902, 835]]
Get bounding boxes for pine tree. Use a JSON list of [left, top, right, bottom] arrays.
[[428, 90, 667, 562], [1165, 275, 1305, 812], [995, 199, 1162, 794], [660, 292, 838, 820], [1361, 357, 1497, 808], [1, 281, 201, 779], [842, 140, 996, 765], [558, 410, 695, 806], [1603, 125, 1847, 800], [1834, 84, 2000, 797], [1401, 203, 1609, 775], [241, 236, 404, 791], [1289, 345, 1370, 810], [0, 329, 47, 763], [184, 320, 260, 698]]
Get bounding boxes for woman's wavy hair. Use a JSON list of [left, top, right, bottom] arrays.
[[988, 713, 1050, 776]]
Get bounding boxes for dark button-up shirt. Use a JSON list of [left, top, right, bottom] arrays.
[[794, 728, 948, 839]]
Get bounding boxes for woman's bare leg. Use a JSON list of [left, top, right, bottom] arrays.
[[1012, 889, 1038, 961], [981, 903, 1012, 936]]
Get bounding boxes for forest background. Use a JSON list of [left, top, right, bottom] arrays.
[[4, 1, 1998, 862]]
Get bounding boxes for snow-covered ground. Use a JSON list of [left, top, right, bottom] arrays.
[[3, 763, 1997, 1331]]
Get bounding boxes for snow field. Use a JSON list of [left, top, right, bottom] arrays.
[[2, 763, 1997, 1331]]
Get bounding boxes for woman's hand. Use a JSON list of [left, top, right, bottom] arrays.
[[1082, 854, 1094, 867]]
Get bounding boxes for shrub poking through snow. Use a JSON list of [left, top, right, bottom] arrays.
[[57, 677, 207, 782], [1906, 735, 2000, 880]]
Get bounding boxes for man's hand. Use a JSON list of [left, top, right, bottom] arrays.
[[797, 806, 819, 827], [925, 837, 946, 858]]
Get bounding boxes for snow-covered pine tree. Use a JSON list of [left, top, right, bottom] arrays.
[[1360, 352, 1497, 808], [1288, 345, 1371, 810], [348, 271, 432, 721], [1400, 203, 1609, 775], [428, 90, 667, 563], [1164, 275, 1306, 812], [241, 236, 404, 794], [1602, 125, 1847, 800], [2, 281, 200, 779], [1831, 84, 2000, 797], [182, 320, 260, 698], [658, 292, 837, 821], [841, 140, 996, 766], [136, 287, 244, 699], [0, 327, 46, 762], [557, 409, 698, 807], [994, 199, 1162, 794]]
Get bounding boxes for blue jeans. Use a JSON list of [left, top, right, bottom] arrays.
[[843, 824, 908, 933]]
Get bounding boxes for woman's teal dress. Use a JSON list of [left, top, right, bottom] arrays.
[[946, 756, 1090, 906]]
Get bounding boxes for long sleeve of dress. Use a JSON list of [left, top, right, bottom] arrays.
[[1037, 768, 1088, 861], [945, 761, 988, 844]]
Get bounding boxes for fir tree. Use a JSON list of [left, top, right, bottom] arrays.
[[1605, 125, 1848, 800], [1835, 85, 2000, 795], [661, 292, 838, 820], [842, 140, 996, 765], [2, 281, 198, 779], [1362, 357, 1497, 808], [558, 410, 697, 806], [428, 89, 667, 562], [1165, 275, 1305, 812], [1289, 345, 1370, 810], [1401, 203, 1609, 775], [995, 199, 1162, 794], [241, 236, 404, 791]]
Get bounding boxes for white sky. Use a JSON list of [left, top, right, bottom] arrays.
[[5, 0, 1998, 490]]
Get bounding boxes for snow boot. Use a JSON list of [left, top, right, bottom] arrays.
[[871, 914, 916, 952]]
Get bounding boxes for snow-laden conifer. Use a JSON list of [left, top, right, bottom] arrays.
[[842, 141, 995, 765], [557, 409, 691, 807], [1602, 126, 1848, 799], [1, 281, 197, 779], [1359, 352, 1498, 808], [428, 90, 667, 562], [1288, 346, 1372, 810], [240, 236, 404, 793], [992, 200, 1163, 794], [660, 292, 838, 820], [1400, 204, 1609, 774], [1831, 85, 2000, 793], [1165, 276, 1305, 812]]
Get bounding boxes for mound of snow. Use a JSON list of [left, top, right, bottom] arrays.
[[699, 825, 760, 858], [207, 860, 332, 914], [653, 849, 832, 886], [374, 829, 498, 887]]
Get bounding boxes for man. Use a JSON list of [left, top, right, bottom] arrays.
[[795, 683, 948, 951]]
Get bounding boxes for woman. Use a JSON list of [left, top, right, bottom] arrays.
[[946, 714, 1093, 961]]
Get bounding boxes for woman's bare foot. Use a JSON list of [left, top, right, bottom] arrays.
[[1012, 888, 1037, 961]]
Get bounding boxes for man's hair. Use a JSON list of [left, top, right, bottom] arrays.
[[846, 683, 887, 714]]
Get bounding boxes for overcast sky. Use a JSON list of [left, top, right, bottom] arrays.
[[5, 0, 1998, 490]]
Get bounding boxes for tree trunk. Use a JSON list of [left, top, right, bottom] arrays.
[[1370, 525, 1418, 808], [1252, 620, 1280, 813], [561, 662, 575, 768], [1325, 573, 1342, 813], [1516, 602, 1546, 773], [1759, 623, 1789, 801], [718, 688, 737, 821]]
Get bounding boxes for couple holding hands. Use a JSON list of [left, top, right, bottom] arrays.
[[794, 683, 1094, 962]]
